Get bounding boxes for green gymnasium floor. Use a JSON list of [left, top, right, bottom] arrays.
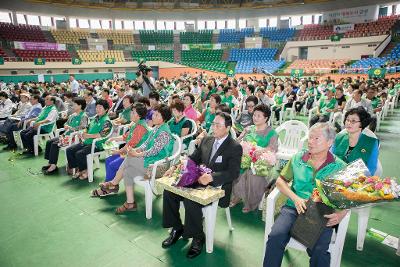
[[1, 111, 400, 267]]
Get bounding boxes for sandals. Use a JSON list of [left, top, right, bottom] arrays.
[[100, 181, 119, 191], [115, 202, 137, 214], [91, 187, 118, 198]]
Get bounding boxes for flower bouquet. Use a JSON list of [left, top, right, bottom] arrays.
[[240, 141, 276, 177], [314, 159, 400, 209], [172, 158, 212, 188]]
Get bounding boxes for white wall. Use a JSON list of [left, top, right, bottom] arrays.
[[282, 35, 387, 61]]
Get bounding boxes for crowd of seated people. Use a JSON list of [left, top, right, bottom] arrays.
[[0, 71, 399, 261]]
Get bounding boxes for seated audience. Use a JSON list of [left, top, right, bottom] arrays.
[[66, 99, 112, 180]]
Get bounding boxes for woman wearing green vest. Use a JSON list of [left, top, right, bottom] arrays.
[[42, 98, 88, 175], [112, 95, 134, 127], [332, 107, 380, 175], [115, 104, 174, 214], [91, 103, 151, 197], [309, 88, 337, 127], [168, 100, 192, 148], [271, 84, 286, 124], [198, 93, 221, 133], [231, 104, 278, 212], [221, 86, 237, 109], [66, 99, 112, 180]]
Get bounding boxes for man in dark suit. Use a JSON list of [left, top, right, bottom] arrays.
[[161, 112, 243, 258], [108, 86, 125, 119]]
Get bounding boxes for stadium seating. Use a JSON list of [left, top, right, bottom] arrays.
[[218, 28, 254, 43], [181, 49, 226, 72], [297, 24, 335, 41], [51, 29, 91, 44], [180, 30, 213, 44], [0, 22, 46, 42], [131, 50, 174, 62], [77, 50, 125, 62], [13, 49, 71, 62], [139, 30, 173, 44], [259, 27, 296, 41], [286, 59, 350, 74], [344, 16, 397, 38], [297, 16, 398, 41], [181, 49, 223, 62], [229, 48, 278, 61], [96, 29, 134, 45], [235, 60, 285, 74]]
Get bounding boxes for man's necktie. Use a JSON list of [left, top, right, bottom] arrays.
[[209, 140, 219, 164]]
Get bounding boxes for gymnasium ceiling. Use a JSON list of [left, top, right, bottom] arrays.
[[0, 0, 395, 20]]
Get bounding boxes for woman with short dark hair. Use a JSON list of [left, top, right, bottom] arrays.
[[231, 104, 278, 212], [168, 100, 192, 148], [42, 97, 89, 175], [332, 107, 380, 175]]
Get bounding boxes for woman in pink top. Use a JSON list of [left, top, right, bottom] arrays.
[[183, 93, 198, 121]]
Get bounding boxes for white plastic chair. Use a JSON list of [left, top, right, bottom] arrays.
[[263, 187, 351, 267], [86, 127, 114, 182], [275, 120, 308, 161], [133, 134, 182, 219], [33, 121, 57, 156], [178, 199, 233, 254], [181, 119, 197, 153], [13, 119, 29, 149]]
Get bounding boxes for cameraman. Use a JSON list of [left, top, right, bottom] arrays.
[[137, 66, 155, 97]]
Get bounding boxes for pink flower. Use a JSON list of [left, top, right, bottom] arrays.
[[383, 178, 391, 185], [344, 181, 352, 187], [259, 151, 277, 166], [366, 178, 375, 184], [374, 182, 383, 190]]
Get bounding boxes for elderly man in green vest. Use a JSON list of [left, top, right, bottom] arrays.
[[20, 95, 58, 155], [263, 122, 348, 267]]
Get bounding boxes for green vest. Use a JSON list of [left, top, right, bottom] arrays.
[[319, 97, 337, 115], [274, 93, 284, 106], [287, 150, 346, 208], [222, 95, 234, 109], [244, 125, 277, 148], [168, 117, 191, 147], [369, 97, 381, 109], [126, 119, 150, 147], [144, 123, 174, 168], [65, 111, 85, 136], [333, 131, 379, 167], [83, 114, 111, 150], [35, 105, 56, 133], [204, 107, 216, 132], [120, 108, 131, 123]]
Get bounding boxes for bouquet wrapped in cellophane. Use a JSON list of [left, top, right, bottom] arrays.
[[314, 159, 400, 209], [240, 141, 276, 177], [171, 157, 212, 188]]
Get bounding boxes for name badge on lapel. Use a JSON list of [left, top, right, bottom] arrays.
[[215, 156, 223, 163]]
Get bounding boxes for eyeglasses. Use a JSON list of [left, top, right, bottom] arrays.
[[345, 118, 361, 124], [211, 122, 225, 128]]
